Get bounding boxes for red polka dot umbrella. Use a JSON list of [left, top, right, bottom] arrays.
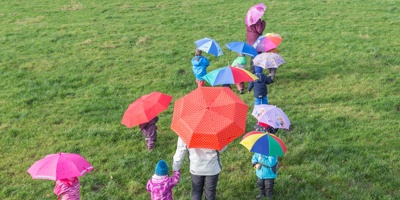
[[27, 153, 94, 181], [171, 87, 248, 150]]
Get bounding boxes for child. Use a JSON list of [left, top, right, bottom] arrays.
[[232, 53, 247, 94], [252, 154, 278, 199], [254, 121, 279, 134], [147, 160, 180, 200], [139, 116, 159, 150], [248, 66, 273, 105], [267, 48, 280, 80], [53, 177, 80, 200], [191, 49, 210, 87]]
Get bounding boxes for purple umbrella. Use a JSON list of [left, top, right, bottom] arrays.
[[252, 104, 290, 130], [252, 52, 285, 69]]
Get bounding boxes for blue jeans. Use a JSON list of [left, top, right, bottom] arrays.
[[254, 96, 268, 105]]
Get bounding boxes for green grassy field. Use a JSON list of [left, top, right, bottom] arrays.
[[1, 0, 399, 199]]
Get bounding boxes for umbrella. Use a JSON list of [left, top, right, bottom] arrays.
[[121, 92, 173, 128], [170, 87, 248, 150], [240, 131, 287, 156], [202, 66, 258, 86], [252, 52, 285, 69], [264, 33, 282, 46], [226, 41, 258, 57], [252, 35, 279, 53], [252, 104, 291, 129], [195, 38, 223, 57], [27, 153, 94, 181], [245, 3, 267, 26]]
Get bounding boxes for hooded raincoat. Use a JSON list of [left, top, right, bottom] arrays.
[[146, 171, 180, 200], [191, 55, 210, 81]]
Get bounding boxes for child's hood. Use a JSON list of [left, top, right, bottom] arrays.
[[151, 174, 169, 183], [192, 56, 204, 66]]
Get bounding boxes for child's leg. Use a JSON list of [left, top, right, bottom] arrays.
[[256, 178, 266, 198], [254, 98, 261, 105], [143, 127, 157, 150], [264, 179, 275, 198], [196, 80, 204, 87], [268, 68, 277, 79], [260, 96, 268, 104]]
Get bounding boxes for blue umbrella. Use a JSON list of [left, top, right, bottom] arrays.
[[226, 41, 258, 57], [195, 38, 224, 57]]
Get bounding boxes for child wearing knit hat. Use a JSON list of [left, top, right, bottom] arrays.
[[147, 160, 180, 200]]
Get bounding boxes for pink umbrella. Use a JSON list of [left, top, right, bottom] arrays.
[[245, 3, 266, 26], [27, 153, 94, 181]]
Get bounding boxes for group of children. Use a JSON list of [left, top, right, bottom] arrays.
[[51, 8, 281, 200]]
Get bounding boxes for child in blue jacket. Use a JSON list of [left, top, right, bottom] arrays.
[[191, 49, 210, 87], [252, 153, 278, 199], [248, 66, 273, 105]]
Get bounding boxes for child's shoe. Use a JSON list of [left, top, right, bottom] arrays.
[[256, 194, 266, 199], [240, 89, 244, 94]]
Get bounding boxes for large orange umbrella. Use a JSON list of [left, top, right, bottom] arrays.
[[121, 92, 173, 128], [171, 87, 248, 150]]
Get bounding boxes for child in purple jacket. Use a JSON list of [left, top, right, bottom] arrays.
[[139, 116, 159, 150], [147, 160, 180, 200]]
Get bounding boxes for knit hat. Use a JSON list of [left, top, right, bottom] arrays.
[[155, 160, 168, 176], [254, 66, 263, 73]]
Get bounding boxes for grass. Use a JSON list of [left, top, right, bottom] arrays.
[[0, 0, 399, 199]]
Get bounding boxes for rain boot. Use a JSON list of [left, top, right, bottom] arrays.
[[264, 179, 275, 198], [256, 179, 266, 199]]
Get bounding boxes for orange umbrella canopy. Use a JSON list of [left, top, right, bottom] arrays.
[[171, 87, 248, 150]]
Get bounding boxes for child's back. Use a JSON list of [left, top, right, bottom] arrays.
[[147, 160, 180, 200]]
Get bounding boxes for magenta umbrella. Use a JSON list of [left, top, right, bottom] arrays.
[[245, 3, 266, 26], [27, 153, 94, 181]]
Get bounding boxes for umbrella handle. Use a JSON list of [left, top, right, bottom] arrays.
[[156, 126, 164, 134]]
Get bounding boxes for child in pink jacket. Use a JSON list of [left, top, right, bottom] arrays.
[[53, 177, 80, 200], [147, 160, 180, 200]]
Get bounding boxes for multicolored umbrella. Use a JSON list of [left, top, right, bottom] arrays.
[[253, 35, 279, 53], [27, 153, 94, 181], [202, 66, 258, 86], [245, 3, 267, 26], [121, 92, 173, 128], [252, 52, 285, 69], [240, 131, 287, 156], [170, 87, 248, 150], [264, 33, 282, 47], [195, 38, 223, 57], [226, 41, 258, 57], [252, 104, 291, 129]]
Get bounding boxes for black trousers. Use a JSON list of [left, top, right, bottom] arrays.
[[191, 173, 219, 200], [257, 178, 275, 197]]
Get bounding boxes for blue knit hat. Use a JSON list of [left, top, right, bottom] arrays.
[[155, 160, 168, 176], [254, 66, 263, 73]]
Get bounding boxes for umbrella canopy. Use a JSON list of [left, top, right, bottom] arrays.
[[195, 38, 223, 57], [202, 66, 258, 86], [252, 35, 279, 53], [252, 52, 285, 69], [27, 153, 94, 181], [245, 3, 267, 26], [226, 41, 258, 57], [171, 87, 248, 150], [264, 33, 282, 46], [240, 131, 287, 156], [252, 104, 291, 129], [121, 92, 173, 128]]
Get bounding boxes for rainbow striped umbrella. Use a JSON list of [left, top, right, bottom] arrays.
[[202, 66, 258, 86], [240, 131, 287, 156]]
